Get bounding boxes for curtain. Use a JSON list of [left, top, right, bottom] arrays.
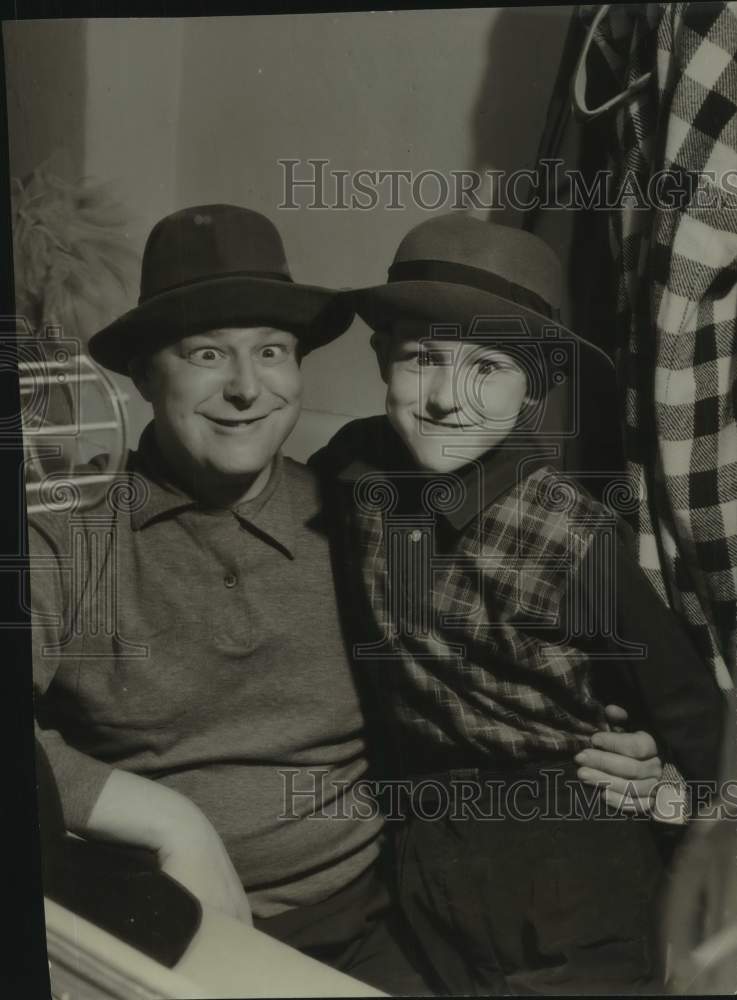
[[575, 2, 737, 688]]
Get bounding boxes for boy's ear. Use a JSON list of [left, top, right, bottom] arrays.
[[128, 355, 153, 402], [370, 330, 392, 383]]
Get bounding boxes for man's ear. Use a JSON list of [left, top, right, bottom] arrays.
[[370, 330, 392, 384], [128, 355, 153, 402]]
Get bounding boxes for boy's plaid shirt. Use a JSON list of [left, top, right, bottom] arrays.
[[312, 417, 724, 779], [581, 3, 737, 690]]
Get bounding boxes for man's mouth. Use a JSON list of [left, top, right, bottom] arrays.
[[204, 413, 272, 429]]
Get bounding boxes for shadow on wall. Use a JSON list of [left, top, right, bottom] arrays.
[[470, 6, 572, 227]]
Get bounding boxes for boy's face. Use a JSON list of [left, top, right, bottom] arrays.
[[379, 323, 528, 473]]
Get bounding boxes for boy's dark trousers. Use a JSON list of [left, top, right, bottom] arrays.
[[395, 762, 666, 995]]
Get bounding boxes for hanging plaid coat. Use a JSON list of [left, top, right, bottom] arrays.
[[578, 2, 737, 689]]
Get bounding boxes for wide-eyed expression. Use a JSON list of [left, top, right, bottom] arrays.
[[134, 326, 302, 500]]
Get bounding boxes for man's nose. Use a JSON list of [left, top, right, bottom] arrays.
[[224, 357, 261, 407], [424, 367, 459, 418]]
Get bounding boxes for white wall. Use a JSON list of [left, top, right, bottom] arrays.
[[84, 18, 184, 247], [5, 9, 572, 460], [83, 18, 185, 445], [172, 9, 571, 456]]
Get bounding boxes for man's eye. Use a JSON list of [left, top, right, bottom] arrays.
[[259, 344, 288, 362], [188, 346, 226, 366]]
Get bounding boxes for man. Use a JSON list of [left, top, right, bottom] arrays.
[[31, 204, 432, 993], [29, 204, 666, 994]]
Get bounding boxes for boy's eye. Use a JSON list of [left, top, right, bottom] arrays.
[[188, 346, 227, 367], [417, 350, 448, 367]]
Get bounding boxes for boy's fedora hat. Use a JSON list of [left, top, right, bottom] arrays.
[[351, 213, 611, 374], [89, 204, 354, 374]]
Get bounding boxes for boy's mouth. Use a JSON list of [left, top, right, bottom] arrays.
[[414, 414, 475, 430]]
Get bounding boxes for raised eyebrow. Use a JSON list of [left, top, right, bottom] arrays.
[[254, 331, 298, 347], [472, 349, 516, 361], [392, 342, 422, 356], [183, 333, 226, 348], [424, 346, 454, 361]]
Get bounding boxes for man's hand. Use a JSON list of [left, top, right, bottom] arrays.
[[157, 810, 253, 926], [84, 769, 252, 925], [574, 704, 663, 813]]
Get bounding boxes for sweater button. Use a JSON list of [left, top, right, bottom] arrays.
[[224, 573, 238, 588], [409, 529, 423, 543]]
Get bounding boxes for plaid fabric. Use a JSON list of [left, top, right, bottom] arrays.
[[312, 417, 727, 781], [581, 2, 737, 689], [332, 442, 631, 762]]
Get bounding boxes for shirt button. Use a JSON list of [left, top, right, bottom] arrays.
[[224, 573, 238, 588], [409, 529, 423, 543]]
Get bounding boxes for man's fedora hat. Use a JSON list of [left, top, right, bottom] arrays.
[[89, 204, 355, 374], [351, 213, 612, 380]]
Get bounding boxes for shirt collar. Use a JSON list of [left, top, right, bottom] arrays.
[[231, 456, 297, 560], [129, 422, 297, 558], [441, 443, 554, 532]]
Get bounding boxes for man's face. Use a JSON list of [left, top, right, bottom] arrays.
[[381, 324, 528, 473], [135, 326, 302, 497]]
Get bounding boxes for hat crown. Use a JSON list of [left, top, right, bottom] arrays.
[[140, 204, 291, 302], [392, 214, 562, 311]]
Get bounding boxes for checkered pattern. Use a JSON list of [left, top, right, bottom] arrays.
[[582, 2, 737, 689], [349, 461, 622, 760]]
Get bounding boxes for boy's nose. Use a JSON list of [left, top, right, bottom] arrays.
[[425, 368, 459, 419], [224, 358, 261, 407]]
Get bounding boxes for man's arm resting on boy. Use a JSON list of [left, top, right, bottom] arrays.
[[574, 705, 664, 814]]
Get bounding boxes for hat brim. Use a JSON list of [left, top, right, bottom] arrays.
[[351, 281, 613, 375], [89, 275, 355, 374]]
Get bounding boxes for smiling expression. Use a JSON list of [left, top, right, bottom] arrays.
[[133, 326, 302, 503], [378, 323, 529, 473]]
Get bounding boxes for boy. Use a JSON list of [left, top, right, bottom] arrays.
[[312, 214, 726, 994]]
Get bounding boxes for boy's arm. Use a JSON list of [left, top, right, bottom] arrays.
[[573, 520, 727, 787]]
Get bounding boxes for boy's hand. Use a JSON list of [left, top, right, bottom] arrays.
[[574, 705, 663, 813]]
